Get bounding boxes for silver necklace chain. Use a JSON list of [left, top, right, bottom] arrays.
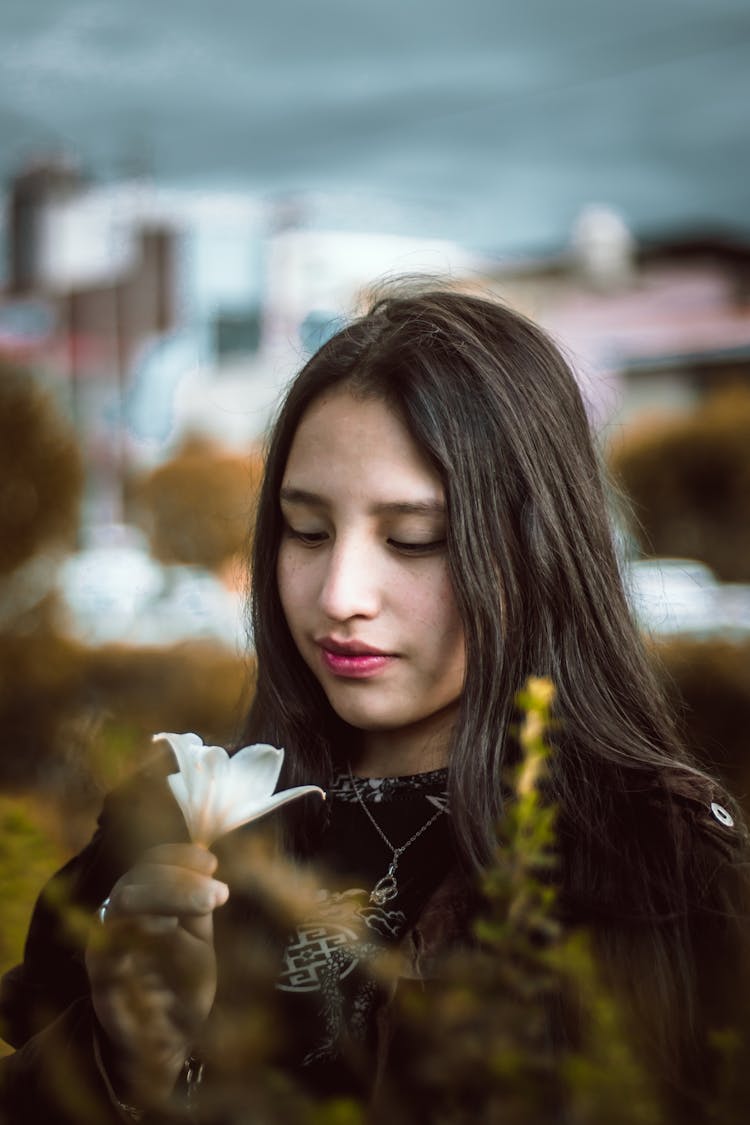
[[347, 762, 446, 905]]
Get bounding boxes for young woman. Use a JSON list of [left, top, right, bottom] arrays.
[[1, 288, 747, 1122]]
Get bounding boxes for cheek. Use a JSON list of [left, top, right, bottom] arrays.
[[406, 570, 466, 667], [439, 601, 466, 677], [277, 549, 306, 632]]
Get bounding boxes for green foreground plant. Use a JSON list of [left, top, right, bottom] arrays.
[[3, 677, 738, 1123]]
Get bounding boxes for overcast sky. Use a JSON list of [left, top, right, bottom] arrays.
[[1, 0, 749, 253]]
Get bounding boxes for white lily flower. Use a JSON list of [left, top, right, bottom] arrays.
[[155, 732, 325, 846]]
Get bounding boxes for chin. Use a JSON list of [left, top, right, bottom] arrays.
[[336, 711, 400, 732], [325, 699, 402, 732]]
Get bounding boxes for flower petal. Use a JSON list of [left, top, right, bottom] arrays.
[[154, 731, 205, 774], [158, 732, 325, 845], [227, 743, 284, 800], [190, 747, 231, 845], [166, 772, 198, 839], [218, 785, 326, 839]]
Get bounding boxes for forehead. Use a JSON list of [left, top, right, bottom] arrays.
[[282, 390, 443, 499]]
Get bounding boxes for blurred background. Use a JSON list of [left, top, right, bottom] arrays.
[[1, 0, 750, 986]]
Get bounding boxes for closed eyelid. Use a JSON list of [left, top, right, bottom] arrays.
[[279, 489, 447, 547], [386, 514, 447, 539]]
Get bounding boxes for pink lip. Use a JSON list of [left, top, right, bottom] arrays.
[[316, 637, 396, 679]]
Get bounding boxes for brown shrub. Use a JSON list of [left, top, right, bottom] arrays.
[[0, 364, 82, 573], [609, 387, 750, 581], [0, 793, 70, 997], [57, 641, 255, 846], [0, 601, 254, 838], [85, 639, 254, 757], [654, 638, 750, 818], [0, 596, 88, 791], [133, 437, 263, 572]]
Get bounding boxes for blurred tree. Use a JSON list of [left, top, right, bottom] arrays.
[[609, 386, 750, 581], [0, 363, 82, 573], [87, 640, 254, 759], [0, 794, 69, 1011], [134, 436, 263, 572], [654, 638, 750, 822], [0, 367, 83, 793], [0, 594, 89, 794]]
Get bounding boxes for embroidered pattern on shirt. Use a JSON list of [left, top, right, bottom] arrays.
[[330, 769, 448, 804], [277, 888, 406, 994]]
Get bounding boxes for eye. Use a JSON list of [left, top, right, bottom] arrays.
[[285, 527, 328, 547], [388, 538, 446, 556]]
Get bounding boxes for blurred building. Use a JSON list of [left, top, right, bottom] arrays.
[[1, 159, 481, 473], [478, 209, 750, 429], [4, 169, 750, 645], [4, 164, 750, 518]]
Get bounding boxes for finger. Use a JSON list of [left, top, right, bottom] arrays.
[[137, 843, 219, 875], [110, 873, 229, 919], [178, 911, 214, 945], [135, 915, 180, 936], [87, 913, 178, 963]]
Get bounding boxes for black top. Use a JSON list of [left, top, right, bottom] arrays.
[[273, 768, 453, 1094]]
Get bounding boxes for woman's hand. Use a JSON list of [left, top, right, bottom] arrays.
[[85, 843, 229, 1109]]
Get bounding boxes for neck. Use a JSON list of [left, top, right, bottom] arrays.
[[351, 706, 456, 778]]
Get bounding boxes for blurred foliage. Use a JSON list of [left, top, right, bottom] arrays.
[[2, 676, 749, 1120], [0, 638, 253, 1038], [377, 678, 658, 1125], [86, 640, 254, 754], [0, 363, 82, 574], [133, 436, 264, 572], [0, 617, 252, 856], [0, 364, 253, 827], [0, 795, 68, 1036], [0, 374, 256, 983], [655, 638, 750, 821], [79, 641, 255, 839], [0, 594, 88, 792], [609, 385, 750, 581]]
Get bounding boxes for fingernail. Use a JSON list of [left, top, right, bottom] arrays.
[[211, 880, 229, 907]]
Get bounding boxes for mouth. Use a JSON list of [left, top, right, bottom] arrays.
[[316, 637, 396, 679], [317, 636, 391, 657]]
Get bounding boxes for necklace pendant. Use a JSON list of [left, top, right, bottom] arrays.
[[370, 872, 398, 905]]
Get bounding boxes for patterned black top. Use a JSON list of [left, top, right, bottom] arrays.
[[273, 767, 453, 1095]]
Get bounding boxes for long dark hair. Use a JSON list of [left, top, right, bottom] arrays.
[[242, 287, 747, 1085], [246, 287, 696, 844]]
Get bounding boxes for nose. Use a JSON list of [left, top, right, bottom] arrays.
[[318, 534, 381, 622]]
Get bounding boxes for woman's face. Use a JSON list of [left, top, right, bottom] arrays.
[[277, 389, 465, 764]]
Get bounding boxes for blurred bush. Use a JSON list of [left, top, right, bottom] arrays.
[[0, 635, 253, 988], [3, 675, 749, 1118], [0, 624, 252, 818], [0, 363, 82, 574], [0, 366, 259, 997], [133, 436, 263, 572], [0, 595, 87, 792], [381, 679, 659, 1125], [84, 640, 254, 790], [0, 364, 86, 792], [0, 795, 68, 986], [654, 638, 750, 821], [609, 386, 750, 581]]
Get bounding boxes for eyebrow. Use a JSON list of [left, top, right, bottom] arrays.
[[279, 487, 445, 517]]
